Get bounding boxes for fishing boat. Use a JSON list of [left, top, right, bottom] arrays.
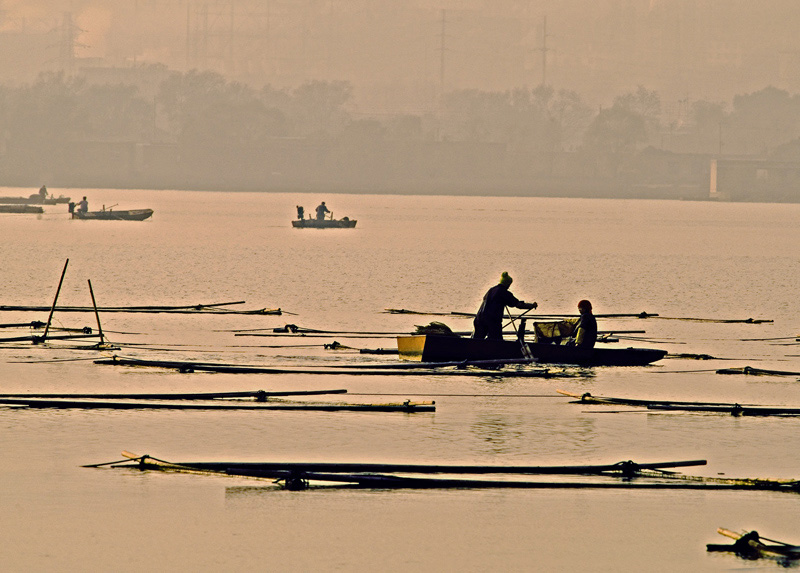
[[0, 194, 70, 205], [397, 333, 667, 366], [0, 205, 44, 214], [292, 216, 356, 228], [72, 208, 153, 221]]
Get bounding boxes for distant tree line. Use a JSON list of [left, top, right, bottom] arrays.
[[3, 69, 800, 194]]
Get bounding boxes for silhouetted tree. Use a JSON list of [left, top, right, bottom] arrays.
[[689, 99, 727, 154], [290, 80, 353, 138], [583, 106, 647, 154], [726, 86, 800, 155]]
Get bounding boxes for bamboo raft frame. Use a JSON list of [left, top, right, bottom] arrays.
[[87, 453, 800, 492], [707, 528, 800, 561], [716, 366, 800, 377], [0, 303, 282, 315], [0, 397, 434, 412], [558, 390, 800, 417], [94, 356, 574, 378]]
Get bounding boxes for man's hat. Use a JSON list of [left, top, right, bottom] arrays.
[[499, 272, 513, 286]]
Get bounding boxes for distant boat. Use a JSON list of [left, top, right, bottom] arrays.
[[292, 216, 356, 228], [0, 194, 71, 205], [72, 208, 154, 221], [0, 205, 44, 214]]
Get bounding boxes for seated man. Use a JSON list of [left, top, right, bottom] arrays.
[[565, 300, 597, 348]]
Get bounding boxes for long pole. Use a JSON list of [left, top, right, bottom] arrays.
[[87, 279, 104, 344], [41, 259, 69, 343]]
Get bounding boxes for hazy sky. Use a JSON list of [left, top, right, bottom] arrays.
[[3, 1, 800, 111]]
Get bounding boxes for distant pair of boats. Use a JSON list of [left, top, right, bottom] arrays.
[[0, 192, 71, 205], [0, 189, 153, 221]]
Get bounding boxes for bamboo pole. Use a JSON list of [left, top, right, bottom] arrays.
[[87, 280, 104, 345], [39, 259, 69, 343]]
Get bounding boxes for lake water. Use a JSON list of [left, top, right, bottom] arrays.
[[0, 188, 798, 571]]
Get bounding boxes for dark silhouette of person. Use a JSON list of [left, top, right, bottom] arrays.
[[566, 300, 597, 348], [472, 272, 537, 340], [315, 201, 330, 221], [296, 205, 305, 220]]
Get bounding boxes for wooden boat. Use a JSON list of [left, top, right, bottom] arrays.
[[0, 205, 43, 214], [72, 208, 153, 221], [0, 194, 70, 205], [397, 334, 667, 366], [292, 216, 356, 228]]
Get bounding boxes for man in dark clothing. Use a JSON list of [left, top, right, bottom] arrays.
[[315, 201, 330, 220], [567, 299, 597, 348], [472, 272, 537, 340]]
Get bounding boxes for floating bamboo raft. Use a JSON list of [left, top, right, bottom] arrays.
[[383, 309, 659, 319], [558, 390, 800, 417], [707, 528, 800, 561], [87, 452, 800, 492], [716, 366, 800, 377], [0, 301, 281, 315], [0, 396, 433, 412], [0, 389, 347, 400], [94, 355, 572, 378]]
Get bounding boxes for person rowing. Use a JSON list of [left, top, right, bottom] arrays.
[[472, 272, 537, 341]]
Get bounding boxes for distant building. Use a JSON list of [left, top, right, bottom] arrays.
[[711, 158, 800, 202]]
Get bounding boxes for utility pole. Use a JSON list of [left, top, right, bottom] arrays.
[[539, 15, 549, 87], [439, 9, 447, 97]]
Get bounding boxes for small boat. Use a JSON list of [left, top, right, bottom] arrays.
[[0, 194, 70, 205], [292, 217, 356, 228], [0, 205, 43, 214], [397, 333, 667, 366], [72, 208, 153, 221]]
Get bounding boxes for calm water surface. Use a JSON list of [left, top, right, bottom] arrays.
[[0, 188, 798, 571]]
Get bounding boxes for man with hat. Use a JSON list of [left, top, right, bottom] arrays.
[[472, 272, 537, 340], [566, 300, 597, 348]]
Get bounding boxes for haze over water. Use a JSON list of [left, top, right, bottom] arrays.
[[0, 189, 798, 570]]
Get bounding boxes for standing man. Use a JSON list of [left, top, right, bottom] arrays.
[[315, 201, 330, 221], [567, 300, 597, 348], [472, 272, 537, 340]]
